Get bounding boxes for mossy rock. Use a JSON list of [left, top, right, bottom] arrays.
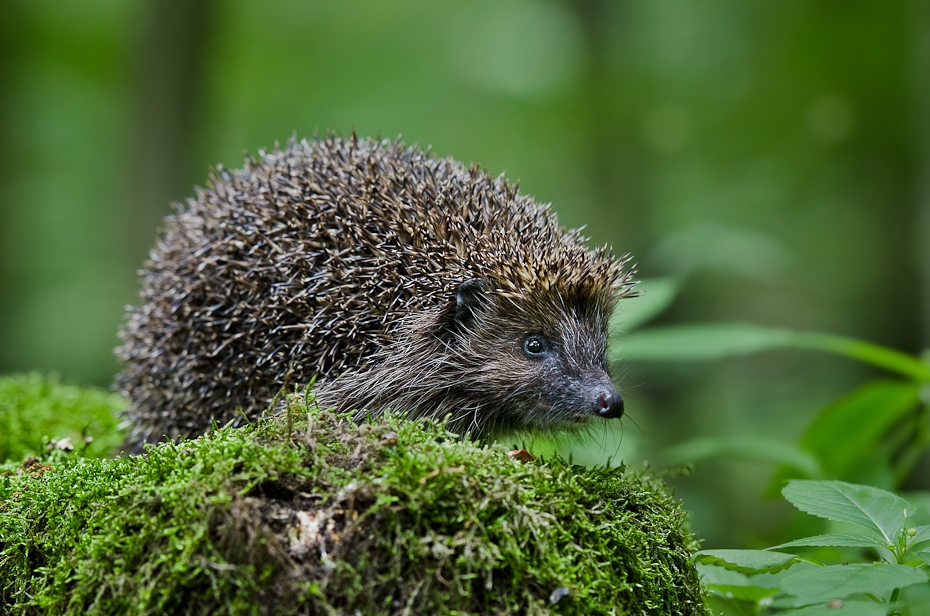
[[0, 383, 708, 615], [0, 373, 125, 463]]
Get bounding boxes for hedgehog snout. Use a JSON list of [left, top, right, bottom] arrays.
[[594, 388, 624, 419]]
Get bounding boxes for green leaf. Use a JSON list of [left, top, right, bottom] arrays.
[[697, 562, 784, 601], [797, 380, 920, 481], [665, 436, 821, 477], [705, 584, 780, 602], [783, 480, 915, 544], [694, 549, 801, 574], [696, 563, 750, 586], [614, 323, 930, 381], [792, 333, 930, 383], [784, 601, 900, 616], [610, 277, 680, 332], [614, 323, 796, 362], [780, 563, 926, 603], [769, 533, 887, 550]]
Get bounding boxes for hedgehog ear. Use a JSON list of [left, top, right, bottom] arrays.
[[454, 278, 490, 327]]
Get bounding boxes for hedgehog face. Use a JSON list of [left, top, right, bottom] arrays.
[[452, 279, 624, 433], [519, 316, 624, 428]]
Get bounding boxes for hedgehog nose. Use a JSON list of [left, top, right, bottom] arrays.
[[595, 390, 624, 419]]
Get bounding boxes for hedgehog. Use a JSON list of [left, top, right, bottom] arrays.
[[115, 135, 636, 451]]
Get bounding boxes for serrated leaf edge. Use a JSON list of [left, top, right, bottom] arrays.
[[783, 480, 910, 543], [694, 550, 801, 575], [769, 532, 888, 550]]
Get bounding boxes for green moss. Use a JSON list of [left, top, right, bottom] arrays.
[[0, 374, 125, 463], [0, 388, 708, 615]]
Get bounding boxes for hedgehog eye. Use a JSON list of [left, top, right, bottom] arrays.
[[522, 334, 550, 359]]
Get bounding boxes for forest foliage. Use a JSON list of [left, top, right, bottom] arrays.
[[1, 1, 929, 613]]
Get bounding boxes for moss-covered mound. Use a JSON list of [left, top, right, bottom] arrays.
[[0, 373, 125, 463], [1, 389, 707, 615]]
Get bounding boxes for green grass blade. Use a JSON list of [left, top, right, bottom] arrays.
[[613, 323, 930, 381], [613, 323, 794, 362], [788, 331, 930, 382]]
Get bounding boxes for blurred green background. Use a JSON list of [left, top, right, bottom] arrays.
[[1, 0, 928, 548]]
